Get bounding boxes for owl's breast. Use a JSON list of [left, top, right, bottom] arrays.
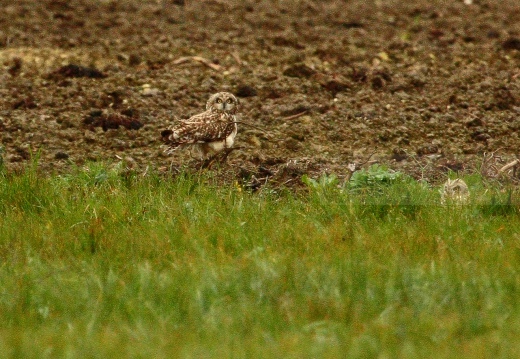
[[206, 123, 237, 152], [225, 122, 238, 147]]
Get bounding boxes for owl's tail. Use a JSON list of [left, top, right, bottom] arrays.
[[161, 129, 173, 141]]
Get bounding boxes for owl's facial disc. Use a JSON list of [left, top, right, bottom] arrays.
[[207, 92, 238, 113]]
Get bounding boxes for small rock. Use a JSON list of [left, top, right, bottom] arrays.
[[141, 87, 160, 96]]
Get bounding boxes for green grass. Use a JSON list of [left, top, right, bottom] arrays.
[[0, 163, 520, 358]]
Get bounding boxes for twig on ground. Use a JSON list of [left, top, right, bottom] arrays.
[[172, 56, 222, 71], [318, 121, 333, 130], [281, 111, 309, 121], [282, 178, 296, 186], [232, 121, 266, 132], [230, 52, 242, 66], [498, 159, 519, 175]]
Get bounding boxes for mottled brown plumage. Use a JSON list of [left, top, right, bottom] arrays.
[[162, 92, 239, 158]]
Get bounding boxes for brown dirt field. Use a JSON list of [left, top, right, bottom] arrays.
[[1, 0, 519, 187]]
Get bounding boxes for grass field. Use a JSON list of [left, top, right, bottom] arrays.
[[0, 162, 519, 358]]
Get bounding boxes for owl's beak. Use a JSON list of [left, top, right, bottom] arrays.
[[222, 103, 226, 110]]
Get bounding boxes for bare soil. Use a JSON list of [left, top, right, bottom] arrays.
[[1, 0, 519, 187]]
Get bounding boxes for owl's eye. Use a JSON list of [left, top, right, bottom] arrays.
[[226, 99, 233, 104], [215, 98, 223, 104]]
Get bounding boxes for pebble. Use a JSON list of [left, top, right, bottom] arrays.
[[142, 87, 160, 96]]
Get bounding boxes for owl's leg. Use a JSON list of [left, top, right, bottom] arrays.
[[195, 144, 218, 169], [217, 148, 234, 163], [188, 149, 203, 163], [197, 144, 239, 169], [188, 145, 209, 172], [210, 147, 240, 167], [188, 145, 205, 160], [200, 153, 220, 169]]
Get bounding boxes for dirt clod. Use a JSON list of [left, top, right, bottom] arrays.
[[283, 64, 316, 78], [83, 111, 143, 132], [55, 152, 69, 160], [51, 64, 106, 79], [502, 38, 520, 51], [235, 85, 257, 98], [416, 144, 439, 157], [7, 57, 22, 77]]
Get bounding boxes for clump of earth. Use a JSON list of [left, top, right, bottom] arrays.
[[1, 0, 519, 188]]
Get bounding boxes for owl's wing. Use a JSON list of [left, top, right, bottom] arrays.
[[162, 112, 235, 151], [182, 110, 216, 123]]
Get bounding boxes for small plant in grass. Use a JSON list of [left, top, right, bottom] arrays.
[[302, 165, 404, 194], [347, 164, 403, 191], [302, 173, 339, 192]]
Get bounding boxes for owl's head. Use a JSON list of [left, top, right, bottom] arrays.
[[206, 92, 239, 114]]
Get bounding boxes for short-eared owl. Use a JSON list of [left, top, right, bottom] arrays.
[[161, 92, 239, 158]]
